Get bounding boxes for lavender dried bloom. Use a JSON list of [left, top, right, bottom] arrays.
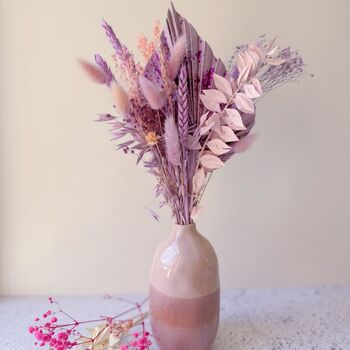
[[259, 47, 305, 92], [102, 19, 123, 57], [177, 65, 189, 144], [94, 54, 114, 86]]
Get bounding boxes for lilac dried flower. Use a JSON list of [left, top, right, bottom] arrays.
[[102, 19, 123, 57], [259, 47, 305, 92]]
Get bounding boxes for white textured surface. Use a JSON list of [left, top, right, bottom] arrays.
[[1, 287, 350, 349], [1, 0, 350, 295]]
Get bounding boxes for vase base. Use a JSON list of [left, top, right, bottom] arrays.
[[149, 285, 219, 350]]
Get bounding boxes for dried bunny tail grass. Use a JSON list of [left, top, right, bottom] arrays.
[[164, 117, 181, 166], [139, 76, 166, 110], [111, 80, 129, 115], [77, 59, 107, 85], [168, 35, 187, 81]]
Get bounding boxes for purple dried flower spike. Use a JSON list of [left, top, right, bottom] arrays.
[[101, 19, 123, 56], [94, 54, 114, 86], [177, 64, 189, 144]]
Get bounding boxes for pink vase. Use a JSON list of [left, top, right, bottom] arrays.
[[149, 223, 220, 350]]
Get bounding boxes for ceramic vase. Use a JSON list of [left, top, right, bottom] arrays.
[[149, 223, 220, 350]]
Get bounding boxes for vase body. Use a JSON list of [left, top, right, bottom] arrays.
[[149, 223, 220, 350]]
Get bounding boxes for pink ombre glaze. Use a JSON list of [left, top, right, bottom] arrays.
[[149, 223, 219, 350]]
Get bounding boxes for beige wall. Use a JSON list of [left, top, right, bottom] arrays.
[[0, 0, 349, 295]]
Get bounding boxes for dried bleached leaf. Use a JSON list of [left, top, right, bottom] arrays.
[[207, 138, 231, 155], [200, 121, 215, 136], [237, 63, 252, 86], [213, 73, 232, 96], [208, 113, 222, 133], [234, 93, 255, 114], [244, 84, 261, 99], [203, 89, 227, 104], [199, 94, 221, 113], [191, 206, 203, 220], [236, 52, 246, 73], [267, 46, 278, 56], [200, 154, 225, 170], [223, 109, 246, 131], [200, 112, 209, 126], [218, 126, 239, 142], [251, 77, 263, 95], [193, 167, 206, 193], [248, 44, 264, 59]]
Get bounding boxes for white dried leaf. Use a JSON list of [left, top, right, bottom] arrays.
[[193, 167, 206, 193], [213, 73, 232, 96], [191, 206, 203, 220], [200, 112, 209, 126], [234, 93, 255, 114], [223, 109, 246, 131], [200, 154, 225, 170], [207, 138, 231, 155], [251, 77, 263, 95], [237, 61, 253, 86], [199, 94, 221, 113], [203, 89, 227, 104], [267, 46, 278, 56], [218, 126, 239, 142], [200, 121, 215, 136], [244, 84, 261, 99]]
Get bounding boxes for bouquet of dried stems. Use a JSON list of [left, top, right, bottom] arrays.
[[79, 4, 306, 224]]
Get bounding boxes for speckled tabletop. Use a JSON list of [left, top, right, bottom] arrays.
[[1, 287, 349, 349]]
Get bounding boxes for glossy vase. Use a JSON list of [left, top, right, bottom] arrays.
[[149, 223, 220, 350]]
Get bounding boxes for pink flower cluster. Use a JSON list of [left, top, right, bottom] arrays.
[[120, 331, 151, 350], [28, 299, 77, 349], [28, 296, 152, 350]]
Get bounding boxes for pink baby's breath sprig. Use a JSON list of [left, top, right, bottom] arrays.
[[28, 297, 152, 350]]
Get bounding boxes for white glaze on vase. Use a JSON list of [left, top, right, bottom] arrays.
[[149, 223, 220, 350]]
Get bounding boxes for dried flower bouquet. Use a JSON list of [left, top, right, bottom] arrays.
[[80, 4, 305, 225]]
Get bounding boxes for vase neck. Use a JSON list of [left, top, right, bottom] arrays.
[[172, 222, 197, 237]]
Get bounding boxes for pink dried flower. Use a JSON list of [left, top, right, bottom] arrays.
[[139, 75, 166, 110], [77, 59, 107, 85], [111, 80, 129, 115], [168, 34, 187, 81], [29, 297, 151, 350]]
